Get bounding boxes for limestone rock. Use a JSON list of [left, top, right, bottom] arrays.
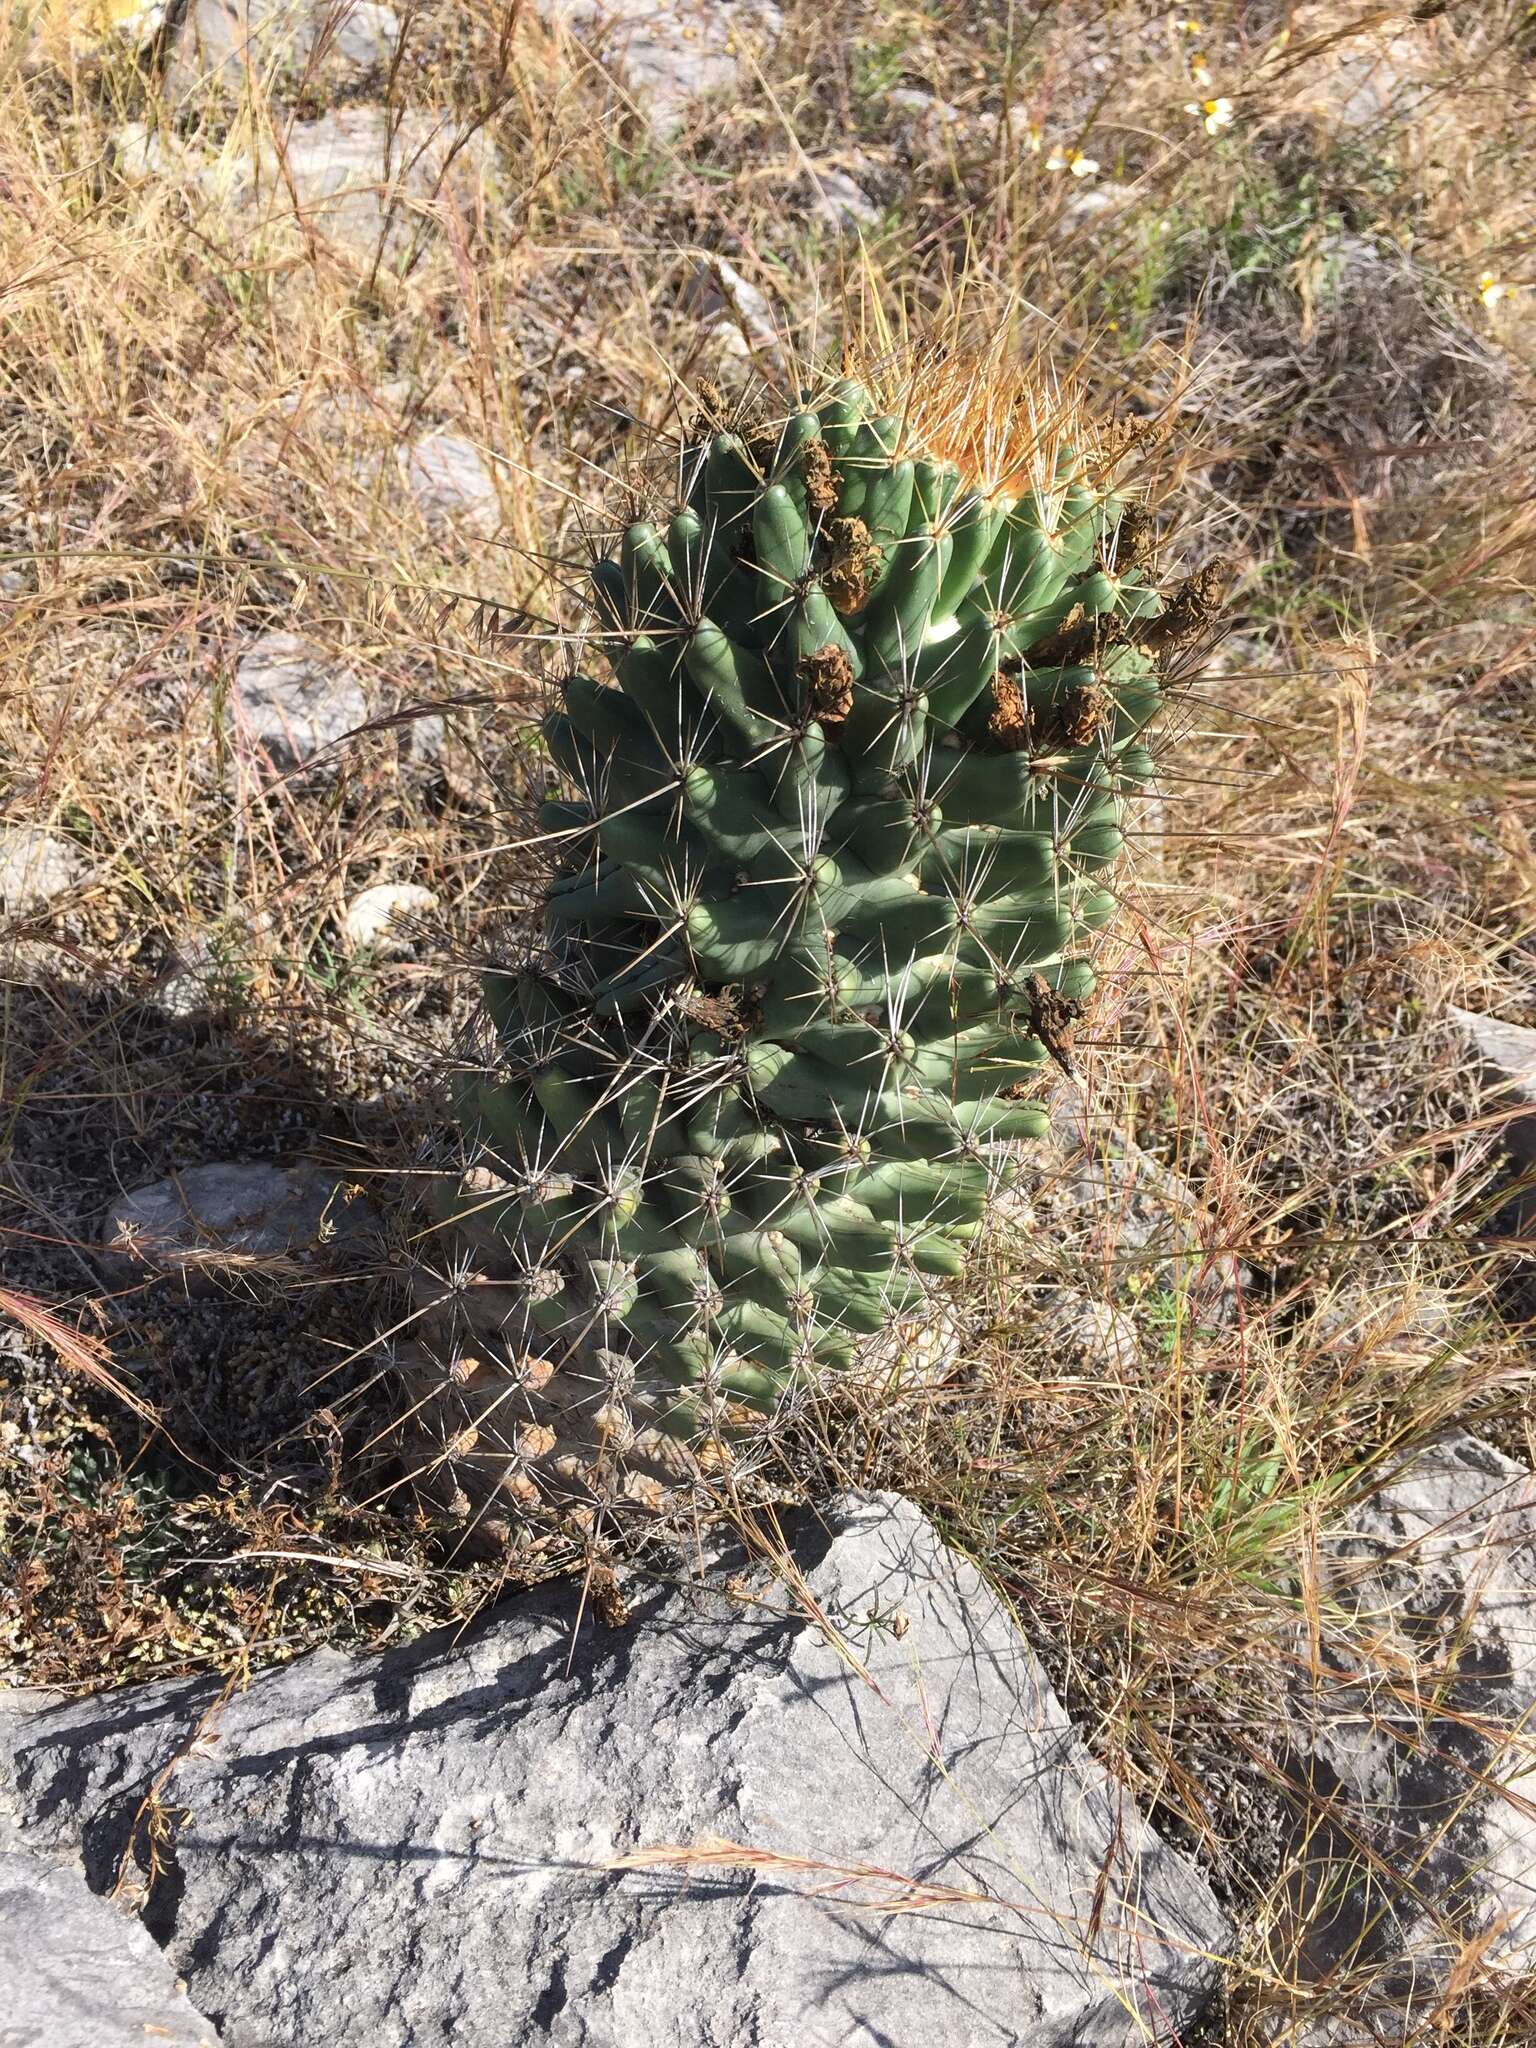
[[1282, 1434, 1536, 1995], [1450, 1006, 1536, 1170], [0, 828, 85, 918], [228, 630, 368, 772], [242, 106, 490, 253], [802, 164, 879, 230], [100, 1161, 378, 1289], [400, 430, 501, 535], [1064, 180, 1140, 223], [1039, 1287, 1141, 1368], [0, 1844, 221, 2047], [153, 935, 230, 1021], [341, 880, 438, 955], [0, 1495, 1227, 2046], [545, 0, 782, 136], [168, 0, 400, 95], [886, 83, 966, 155], [114, 107, 493, 259], [682, 254, 776, 356], [111, 118, 201, 186]]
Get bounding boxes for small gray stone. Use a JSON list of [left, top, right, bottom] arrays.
[[683, 255, 776, 355], [1450, 1006, 1536, 1169], [111, 118, 194, 185], [0, 828, 85, 918], [1039, 1288, 1141, 1368], [886, 84, 962, 146], [886, 85, 935, 118], [229, 630, 368, 772], [341, 880, 438, 955], [152, 915, 273, 1019], [803, 165, 880, 229], [100, 1161, 378, 1289], [1282, 1433, 1536, 1994], [0, 1495, 1227, 2045], [154, 936, 226, 1021], [545, 0, 782, 135], [169, 0, 400, 93], [0, 1847, 220, 2047], [400, 430, 502, 535]]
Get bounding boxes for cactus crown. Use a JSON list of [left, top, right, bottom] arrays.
[[450, 338, 1209, 1460]]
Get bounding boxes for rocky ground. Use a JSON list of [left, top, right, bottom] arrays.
[[1, 0, 1534, 2041]]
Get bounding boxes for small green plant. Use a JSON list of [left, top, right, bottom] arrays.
[[854, 38, 914, 102], [1207, 165, 1347, 300], [280, 935, 377, 1016]]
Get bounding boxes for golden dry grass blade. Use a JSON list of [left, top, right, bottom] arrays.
[[0, 1284, 160, 1429]]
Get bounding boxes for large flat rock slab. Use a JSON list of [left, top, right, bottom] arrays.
[[0, 1495, 1226, 2045]]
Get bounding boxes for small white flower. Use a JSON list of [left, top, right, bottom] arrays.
[[1185, 95, 1234, 134], [1479, 271, 1516, 309], [1046, 147, 1100, 178], [1189, 54, 1213, 89]]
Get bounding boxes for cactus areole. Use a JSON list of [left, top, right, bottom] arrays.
[[428, 348, 1212, 1512]]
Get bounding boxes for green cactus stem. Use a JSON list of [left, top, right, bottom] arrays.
[[405, 339, 1219, 1528]]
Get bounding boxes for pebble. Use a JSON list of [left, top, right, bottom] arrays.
[[683, 256, 777, 355], [0, 829, 86, 918], [342, 882, 439, 956], [804, 167, 880, 230]]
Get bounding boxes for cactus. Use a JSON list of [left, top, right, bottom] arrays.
[[404, 342, 1216, 1529]]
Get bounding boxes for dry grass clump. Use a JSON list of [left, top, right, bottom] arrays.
[[1, 0, 1534, 2038]]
